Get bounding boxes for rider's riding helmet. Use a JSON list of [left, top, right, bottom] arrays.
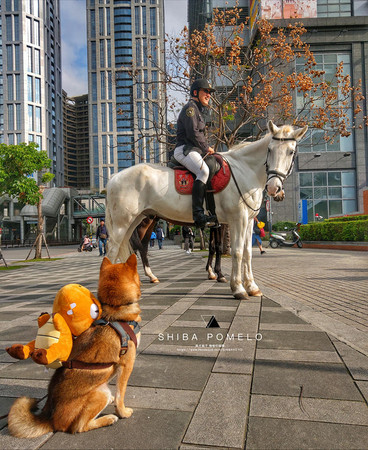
[[190, 79, 216, 98]]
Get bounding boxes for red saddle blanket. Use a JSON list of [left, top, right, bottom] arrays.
[[174, 159, 231, 195]]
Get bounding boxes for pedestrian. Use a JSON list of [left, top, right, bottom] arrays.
[[182, 226, 194, 254], [173, 79, 217, 228], [155, 225, 164, 249], [150, 231, 156, 247], [96, 219, 109, 256], [252, 217, 266, 255]]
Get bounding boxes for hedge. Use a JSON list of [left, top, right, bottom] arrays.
[[299, 220, 368, 241], [272, 221, 296, 231], [325, 215, 368, 223]]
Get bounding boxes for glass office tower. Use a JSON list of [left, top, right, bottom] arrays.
[[0, 0, 63, 186], [87, 0, 166, 192]]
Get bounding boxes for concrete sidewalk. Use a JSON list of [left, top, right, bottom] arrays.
[[1, 246, 368, 449]]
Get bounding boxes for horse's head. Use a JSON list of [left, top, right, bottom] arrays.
[[265, 121, 308, 199]]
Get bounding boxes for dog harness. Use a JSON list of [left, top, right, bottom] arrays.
[[62, 320, 140, 370]]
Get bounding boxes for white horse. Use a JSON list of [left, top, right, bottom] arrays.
[[105, 121, 308, 299]]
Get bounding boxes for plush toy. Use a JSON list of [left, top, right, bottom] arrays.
[[6, 284, 102, 369]]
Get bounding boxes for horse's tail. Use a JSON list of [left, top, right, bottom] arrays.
[[8, 397, 53, 438]]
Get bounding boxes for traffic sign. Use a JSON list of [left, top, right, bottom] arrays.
[[86, 217, 93, 224]]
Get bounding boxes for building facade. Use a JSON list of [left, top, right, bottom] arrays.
[[0, 0, 63, 186], [62, 91, 90, 190], [188, 0, 368, 223], [86, 0, 166, 192]]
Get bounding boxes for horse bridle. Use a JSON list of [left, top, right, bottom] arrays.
[[265, 136, 297, 188]]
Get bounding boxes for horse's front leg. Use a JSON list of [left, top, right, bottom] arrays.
[[206, 228, 216, 280], [214, 226, 227, 283], [243, 223, 262, 297], [229, 218, 247, 299]]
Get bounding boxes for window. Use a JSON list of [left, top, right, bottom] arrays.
[[317, 0, 351, 17], [107, 40, 111, 67], [101, 73, 106, 99], [6, 15, 12, 41], [8, 104, 14, 129], [150, 39, 157, 65], [136, 39, 141, 66], [35, 77, 41, 103], [108, 102, 113, 131], [28, 75, 33, 101], [296, 52, 353, 153], [109, 135, 114, 163], [100, 40, 105, 67], [15, 104, 21, 129], [14, 15, 19, 40], [106, 8, 111, 35], [27, 47, 33, 72], [26, 17, 32, 43], [150, 8, 156, 35], [142, 6, 146, 34], [101, 103, 106, 131], [14, 45, 20, 70], [299, 170, 357, 220], [92, 72, 97, 101], [28, 105, 34, 131], [102, 134, 107, 163], [6, 46, 13, 71], [33, 0, 39, 17], [93, 136, 99, 164], [34, 21, 40, 46], [7, 75, 13, 101], [15, 74, 20, 100], [90, 9, 96, 38], [91, 42, 96, 70], [99, 7, 104, 35], [35, 106, 41, 132], [92, 104, 98, 132], [94, 167, 99, 189], [34, 49, 40, 74], [103, 167, 108, 187], [135, 6, 140, 34]]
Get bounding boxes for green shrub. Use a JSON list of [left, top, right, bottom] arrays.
[[272, 221, 296, 231], [326, 215, 368, 223], [299, 220, 368, 241]]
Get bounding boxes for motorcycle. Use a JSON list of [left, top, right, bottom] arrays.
[[269, 224, 303, 249]]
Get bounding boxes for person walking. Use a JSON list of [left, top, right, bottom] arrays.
[[155, 225, 164, 249], [96, 219, 109, 256], [150, 231, 156, 247], [252, 217, 266, 255], [182, 226, 194, 254]]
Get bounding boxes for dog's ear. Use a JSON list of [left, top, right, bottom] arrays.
[[100, 256, 112, 271], [126, 253, 137, 270]]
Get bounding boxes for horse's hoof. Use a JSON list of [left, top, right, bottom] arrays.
[[248, 289, 262, 297], [233, 292, 248, 300], [217, 276, 227, 283], [208, 274, 217, 280], [150, 278, 160, 284]]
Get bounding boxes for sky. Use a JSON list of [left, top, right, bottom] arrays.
[[60, 0, 188, 97]]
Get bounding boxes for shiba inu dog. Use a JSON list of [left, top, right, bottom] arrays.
[[8, 254, 141, 437]]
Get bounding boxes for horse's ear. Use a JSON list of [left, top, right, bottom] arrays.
[[268, 121, 279, 135], [292, 125, 308, 141]]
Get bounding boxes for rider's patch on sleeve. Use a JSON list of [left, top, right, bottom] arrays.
[[186, 107, 195, 117]]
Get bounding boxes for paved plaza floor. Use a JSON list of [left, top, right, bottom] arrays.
[[0, 244, 368, 449]]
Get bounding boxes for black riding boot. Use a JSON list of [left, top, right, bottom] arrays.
[[192, 180, 217, 228]]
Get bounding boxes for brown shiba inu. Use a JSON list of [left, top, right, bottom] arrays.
[[7, 254, 141, 437]]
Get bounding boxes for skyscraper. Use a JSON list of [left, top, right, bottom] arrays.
[[87, 0, 166, 192], [0, 0, 63, 186]]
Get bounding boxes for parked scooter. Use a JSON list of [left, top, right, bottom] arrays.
[[269, 224, 303, 249]]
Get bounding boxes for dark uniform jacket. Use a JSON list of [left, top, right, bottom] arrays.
[[176, 99, 209, 156]]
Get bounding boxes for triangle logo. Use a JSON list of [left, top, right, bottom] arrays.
[[206, 316, 220, 328]]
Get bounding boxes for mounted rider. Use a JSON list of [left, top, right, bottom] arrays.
[[174, 79, 217, 229]]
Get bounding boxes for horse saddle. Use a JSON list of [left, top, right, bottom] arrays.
[[168, 153, 231, 195]]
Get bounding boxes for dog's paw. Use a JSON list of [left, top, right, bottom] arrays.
[[116, 406, 133, 418], [104, 414, 119, 426], [31, 348, 49, 365], [109, 395, 115, 405]]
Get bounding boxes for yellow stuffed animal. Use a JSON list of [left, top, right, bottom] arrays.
[[6, 284, 102, 369]]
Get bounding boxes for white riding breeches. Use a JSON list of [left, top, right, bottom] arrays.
[[174, 145, 209, 184]]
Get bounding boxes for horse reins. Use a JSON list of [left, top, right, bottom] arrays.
[[223, 136, 298, 212]]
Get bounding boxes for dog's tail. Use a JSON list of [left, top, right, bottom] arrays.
[[8, 397, 53, 438]]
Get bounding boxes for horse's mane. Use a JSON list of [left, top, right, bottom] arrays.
[[228, 125, 295, 152]]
